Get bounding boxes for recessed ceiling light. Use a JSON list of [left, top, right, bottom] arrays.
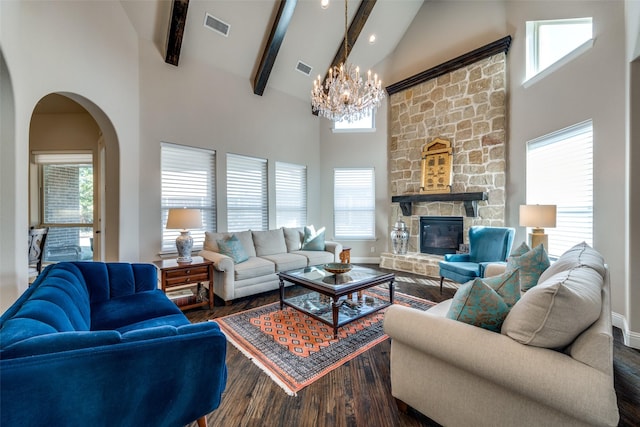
[[368, 34, 376, 44], [321, 0, 330, 9]]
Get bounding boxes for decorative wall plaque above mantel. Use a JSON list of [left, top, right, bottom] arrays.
[[420, 137, 453, 194]]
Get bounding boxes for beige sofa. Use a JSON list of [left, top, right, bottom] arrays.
[[199, 227, 341, 304], [384, 243, 619, 426]]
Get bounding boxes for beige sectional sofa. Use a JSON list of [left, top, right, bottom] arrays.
[[199, 227, 342, 304], [384, 243, 619, 426]]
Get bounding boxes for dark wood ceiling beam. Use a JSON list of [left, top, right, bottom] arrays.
[[312, 0, 377, 115], [165, 0, 190, 66], [324, 0, 377, 82], [253, 0, 298, 96]]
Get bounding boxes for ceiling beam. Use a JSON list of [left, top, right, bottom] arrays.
[[312, 0, 377, 114], [253, 0, 298, 96], [325, 0, 377, 82], [165, 0, 189, 66]]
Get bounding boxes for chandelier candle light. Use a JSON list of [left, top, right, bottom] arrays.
[[311, 0, 385, 122], [166, 208, 203, 263]]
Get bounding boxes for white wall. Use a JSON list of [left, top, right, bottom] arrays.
[[137, 38, 321, 262], [0, 0, 141, 310], [505, 0, 629, 332]]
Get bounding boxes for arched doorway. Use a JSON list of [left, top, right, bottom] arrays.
[[29, 93, 120, 264]]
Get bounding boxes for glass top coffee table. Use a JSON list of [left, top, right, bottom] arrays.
[[278, 264, 395, 338]]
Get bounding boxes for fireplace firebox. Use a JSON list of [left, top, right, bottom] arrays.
[[420, 216, 463, 255]]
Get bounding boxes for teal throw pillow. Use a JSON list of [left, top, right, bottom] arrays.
[[216, 234, 249, 264], [482, 269, 521, 308], [302, 226, 326, 251], [446, 278, 510, 332], [510, 241, 530, 258], [506, 243, 550, 292]]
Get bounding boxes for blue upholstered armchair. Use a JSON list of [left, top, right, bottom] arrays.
[[438, 226, 515, 292]]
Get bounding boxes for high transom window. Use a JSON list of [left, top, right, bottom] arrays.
[[526, 17, 593, 82]]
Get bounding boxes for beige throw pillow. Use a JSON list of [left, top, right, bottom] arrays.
[[501, 265, 603, 349]]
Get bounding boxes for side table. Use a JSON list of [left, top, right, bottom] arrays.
[[340, 246, 352, 264], [154, 256, 214, 311]]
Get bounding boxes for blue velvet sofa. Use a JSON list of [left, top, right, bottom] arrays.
[[0, 262, 227, 427]]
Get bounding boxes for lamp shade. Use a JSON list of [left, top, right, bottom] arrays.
[[166, 208, 202, 230], [519, 205, 557, 228]]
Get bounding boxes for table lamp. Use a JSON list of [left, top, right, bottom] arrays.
[[519, 204, 557, 250], [166, 208, 202, 263]]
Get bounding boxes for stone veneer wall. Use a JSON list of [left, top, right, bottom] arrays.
[[380, 52, 507, 277]]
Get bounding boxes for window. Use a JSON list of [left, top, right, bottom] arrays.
[[161, 143, 216, 253], [526, 17, 593, 82], [334, 168, 375, 239], [34, 152, 94, 262], [526, 120, 593, 258], [227, 153, 268, 232], [333, 110, 375, 132], [275, 162, 307, 228]]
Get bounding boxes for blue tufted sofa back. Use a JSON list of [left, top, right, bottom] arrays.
[[0, 262, 158, 350], [1, 263, 91, 348]]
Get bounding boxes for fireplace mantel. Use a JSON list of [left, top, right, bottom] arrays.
[[391, 192, 488, 217]]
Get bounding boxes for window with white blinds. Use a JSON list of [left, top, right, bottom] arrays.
[[227, 153, 268, 232], [526, 120, 593, 258], [161, 143, 216, 253], [275, 162, 307, 228], [334, 168, 376, 239]]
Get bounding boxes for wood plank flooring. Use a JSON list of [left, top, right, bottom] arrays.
[[185, 266, 640, 427]]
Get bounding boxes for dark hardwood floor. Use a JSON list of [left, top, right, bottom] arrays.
[[185, 266, 640, 427]]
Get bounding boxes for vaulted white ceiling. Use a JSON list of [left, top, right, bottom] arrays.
[[120, 0, 424, 101]]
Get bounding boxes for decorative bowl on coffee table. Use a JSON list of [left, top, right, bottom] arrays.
[[323, 263, 352, 274]]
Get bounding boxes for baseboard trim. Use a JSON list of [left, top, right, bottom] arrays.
[[612, 312, 640, 349], [351, 256, 380, 264]]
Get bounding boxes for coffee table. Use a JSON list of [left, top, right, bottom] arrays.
[[278, 265, 395, 338]]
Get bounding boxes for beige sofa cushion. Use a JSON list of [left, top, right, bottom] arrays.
[[282, 227, 304, 252], [204, 230, 256, 257], [234, 256, 275, 281], [538, 241, 605, 282], [501, 265, 603, 349], [252, 229, 288, 256]]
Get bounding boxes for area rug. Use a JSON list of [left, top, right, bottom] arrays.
[[216, 286, 435, 396]]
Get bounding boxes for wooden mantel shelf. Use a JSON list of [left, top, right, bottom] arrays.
[[391, 192, 488, 217]]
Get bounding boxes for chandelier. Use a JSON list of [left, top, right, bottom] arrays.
[[311, 0, 385, 123]]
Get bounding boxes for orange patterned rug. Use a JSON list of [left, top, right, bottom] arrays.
[[216, 286, 435, 396]]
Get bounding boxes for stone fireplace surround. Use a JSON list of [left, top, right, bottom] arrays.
[[380, 37, 511, 278]]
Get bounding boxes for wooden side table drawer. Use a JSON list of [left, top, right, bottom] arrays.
[[154, 257, 214, 311]]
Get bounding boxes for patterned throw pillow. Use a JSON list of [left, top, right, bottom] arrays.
[[216, 234, 249, 264], [482, 269, 521, 308], [446, 278, 511, 332], [302, 225, 326, 251], [506, 243, 550, 292], [510, 241, 531, 258]]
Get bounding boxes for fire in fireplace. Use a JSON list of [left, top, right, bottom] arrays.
[[420, 216, 464, 255]]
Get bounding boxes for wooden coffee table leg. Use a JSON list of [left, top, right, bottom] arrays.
[[389, 279, 395, 303], [332, 297, 339, 338], [279, 278, 285, 310]]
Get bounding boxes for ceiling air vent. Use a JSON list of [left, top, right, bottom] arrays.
[[296, 61, 312, 76], [204, 13, 230, 37]]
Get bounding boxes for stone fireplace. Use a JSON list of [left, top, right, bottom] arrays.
[[380, 37, 511, 277]]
